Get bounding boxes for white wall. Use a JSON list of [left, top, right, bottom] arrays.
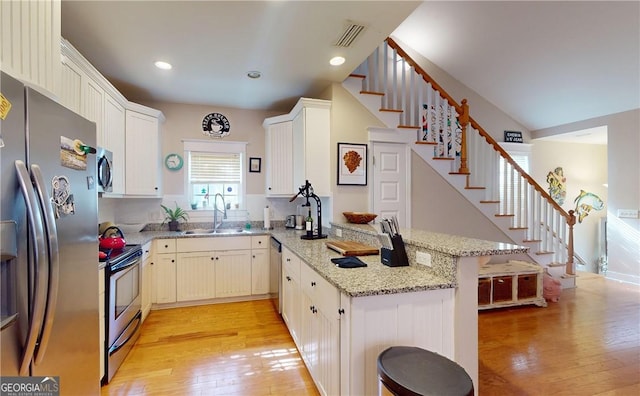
[[530, 140, 608, 272], [533, 109, 640, 284]]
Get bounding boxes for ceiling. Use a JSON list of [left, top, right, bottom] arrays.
[[61, 1, 639, 134]]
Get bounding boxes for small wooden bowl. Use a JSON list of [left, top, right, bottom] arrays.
[[343, 212, 377, 224]]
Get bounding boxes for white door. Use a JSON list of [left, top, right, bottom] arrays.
[[372, 142, 409, 227]]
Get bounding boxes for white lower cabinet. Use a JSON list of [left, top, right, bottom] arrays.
[[215, 250, 252, 298], [176, 251, 217, 301], [151, 235, 268, 307], [251, 235, 270, 295], [141, 242, 153, 321], [153, 253, 177, 304], [281, 247, 340, 396]]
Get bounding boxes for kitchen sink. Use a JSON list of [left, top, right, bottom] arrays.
[[182, 228, 247, 235]]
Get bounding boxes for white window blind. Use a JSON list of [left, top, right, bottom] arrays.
[[189, 152, 241, 183]]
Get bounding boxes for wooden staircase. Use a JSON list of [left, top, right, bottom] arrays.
[[343, 37, 577, 287]]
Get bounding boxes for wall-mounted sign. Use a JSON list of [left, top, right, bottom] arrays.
[[202, 112, 230, 138], [504, 130, 523, 143]]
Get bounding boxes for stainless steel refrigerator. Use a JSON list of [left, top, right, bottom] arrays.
[[1, 71, 100, 394]]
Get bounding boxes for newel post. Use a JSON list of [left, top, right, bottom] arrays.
[[458, 99, 470, 174], [566, 210, 577, 275]]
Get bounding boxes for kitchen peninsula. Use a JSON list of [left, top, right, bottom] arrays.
[[271, 222, 528, 396], [125, 222, 527, 396]]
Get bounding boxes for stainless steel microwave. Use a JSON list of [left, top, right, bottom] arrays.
[[97, 147, 113, 193]]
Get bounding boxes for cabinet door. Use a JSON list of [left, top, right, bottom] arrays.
[[141, 255, 152, 321], [154, 253, 176, 304], [265, 121, 294, 196], [282, 261, 301, 346], [314, 305, 340, 396], [83, 78, 105, 144], [215, 250, 251, 298], [125, 110, 161, 196], [59, 56, 83, 115], [103, 94, 126, 194], [251, 249, 269, 295], [292, 101, 331, 197], [176, 251, 216, 301]]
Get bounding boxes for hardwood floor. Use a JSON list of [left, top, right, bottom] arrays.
[[102, 273, 639, 395], [479, 272, 640, 395], [102, 299, 319, 396]]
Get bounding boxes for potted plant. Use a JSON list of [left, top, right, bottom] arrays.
[[161, 202, 189, 231]]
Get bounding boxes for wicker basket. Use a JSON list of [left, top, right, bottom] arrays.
[[342, 212, 377, 224]]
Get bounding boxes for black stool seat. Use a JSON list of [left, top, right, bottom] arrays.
[[377, 346, 474, 396]]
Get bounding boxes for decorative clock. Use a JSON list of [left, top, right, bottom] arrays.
[[164, 153, 183, 171]]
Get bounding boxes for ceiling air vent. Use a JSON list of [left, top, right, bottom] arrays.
[[334, 22, 366, 47]]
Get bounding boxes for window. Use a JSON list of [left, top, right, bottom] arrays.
[[184, 140, 247, 210]]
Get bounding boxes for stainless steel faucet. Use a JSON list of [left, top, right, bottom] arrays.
[[213, 193, 227, 230]]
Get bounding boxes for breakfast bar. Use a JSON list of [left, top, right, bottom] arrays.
[[271, 222, 529, 396]]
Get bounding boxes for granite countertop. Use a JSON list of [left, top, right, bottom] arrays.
[[121, 222, 528, 298], [331, 223, 529, 257], [123, 228, 271, 246], [271, 228, 455, 297]]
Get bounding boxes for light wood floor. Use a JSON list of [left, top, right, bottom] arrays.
[[102, 273, 639, 395]]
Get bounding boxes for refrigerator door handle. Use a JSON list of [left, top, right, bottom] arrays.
[[14, 160, 49, 376], [30, 164, 60, 364]]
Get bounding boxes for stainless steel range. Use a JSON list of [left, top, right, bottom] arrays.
[[101, 244, 142, 383]]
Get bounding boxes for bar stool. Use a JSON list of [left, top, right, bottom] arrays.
[[377, 346, 474, 396]]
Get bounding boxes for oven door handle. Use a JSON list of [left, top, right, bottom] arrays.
[[108, 312, 142, 356], [110, 252, 142, 275]]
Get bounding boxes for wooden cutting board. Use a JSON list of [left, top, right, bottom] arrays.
[[326, 240, 379, 256]]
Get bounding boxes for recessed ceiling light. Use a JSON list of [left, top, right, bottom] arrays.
[[247, 71, 262, 79], [154, 61, 172, 70], [329, 56, 345, 66]]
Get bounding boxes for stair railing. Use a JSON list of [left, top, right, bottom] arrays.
[[354, 37, 576, 274]]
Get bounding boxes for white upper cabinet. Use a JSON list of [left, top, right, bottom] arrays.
[[291, 99, 331, 196], [263, 98, 331, 197], [264, 120, 294, 196], [1, 0, 61, 97], [125, 108, 163, 196], [103, 94, 126, 195]]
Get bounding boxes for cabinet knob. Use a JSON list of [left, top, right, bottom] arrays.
[[258, 241, 262, 245], [253, 255, 256, 258], [164, 245, 168, 248], [155, 187, 158, 190], [215, 257, 219, 260], [211, 257, 215, 261], [171, 259, 175, 263], [311, 281, 316, 287], [150, 262, 154, 265], [268, 187, 272, 190], [286, 258, 290, 262], [338, 308, 345, 315], [286, 276, 291, 282]]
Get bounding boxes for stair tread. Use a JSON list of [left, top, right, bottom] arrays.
[[349, 73, 366, 79], [415, 141, 437, 145], [523, 239, 542, 243], [509, 227, 528, 230], [398, 125, 420, 129], [433, 157, 455, 161], [465, 185, 485, 189], [480, 200, 500, 204], [380, 108, 403, 113], [450, 172, 471, 175], [360, 90, 384, 96], [536, 251, 555, 255], [548, 262, 567, 267], [495, 214, 515, 217]]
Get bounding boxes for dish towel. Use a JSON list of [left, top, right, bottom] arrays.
[[331, 256, 368, 268]]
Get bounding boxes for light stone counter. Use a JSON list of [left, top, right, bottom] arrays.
[[271, 223, 528, 298]]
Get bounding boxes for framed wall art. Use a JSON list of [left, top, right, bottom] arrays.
[[249, 157, 261, 173], [337, 143, 367, 185]]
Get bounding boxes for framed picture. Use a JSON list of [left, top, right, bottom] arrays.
[[249, 157, 261, 173], [337, 143, 367, 185]]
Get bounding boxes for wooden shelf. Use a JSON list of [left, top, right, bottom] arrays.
[[478, 261, 547, 310]]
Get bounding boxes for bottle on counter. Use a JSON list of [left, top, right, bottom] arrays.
[[306, 208, 313, 238]]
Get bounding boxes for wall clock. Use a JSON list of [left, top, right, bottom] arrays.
[[164, 153, 183, 171]]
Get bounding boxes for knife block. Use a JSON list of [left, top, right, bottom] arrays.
[[380, 234, 409, 267]]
